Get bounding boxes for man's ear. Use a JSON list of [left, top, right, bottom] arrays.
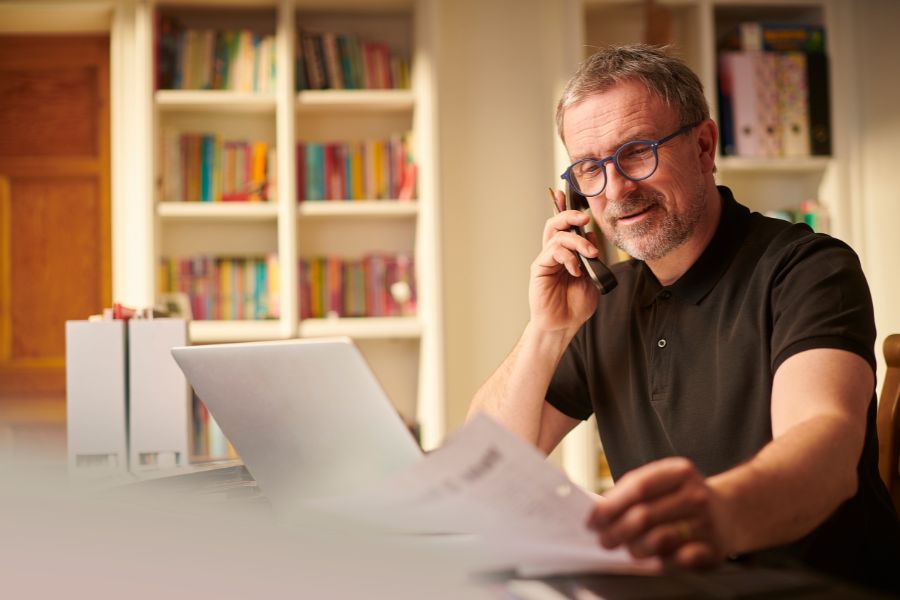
[[696, 119, 718, 174]]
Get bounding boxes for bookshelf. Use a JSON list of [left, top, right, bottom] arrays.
[[144, 0, 444, 450], [560, 0, 847, 491]]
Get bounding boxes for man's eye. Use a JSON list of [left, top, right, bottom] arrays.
[[622, 145, 653, 160], [577, 162, 602, 178]]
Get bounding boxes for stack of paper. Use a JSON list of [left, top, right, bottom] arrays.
[[305, 414, 659, 576]]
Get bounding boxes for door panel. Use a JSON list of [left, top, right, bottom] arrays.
[[0, 35, 110, 400]]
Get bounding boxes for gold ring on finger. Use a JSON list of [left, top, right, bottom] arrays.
[[676, 520, 692, 543]]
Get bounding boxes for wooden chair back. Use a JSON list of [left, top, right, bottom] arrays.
[[877, 334, 900, 514]]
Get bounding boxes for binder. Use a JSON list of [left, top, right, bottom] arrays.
[[754, 51, 782, 158], [719, 52, 760, 157], [719, 51, 780, 158], [807, 52, 832, 156], [128, 318, 190, 472], [777, 52, 811, 157], [65, 320, 128, 476]]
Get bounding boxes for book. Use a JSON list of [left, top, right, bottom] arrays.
[[159, 255, 280, 321], [322, 32, 344, 89], [296, 143, 306, 202], [157, 18, 276, 91], [296, 253, 418, 318], [296, 30, 408, 91]]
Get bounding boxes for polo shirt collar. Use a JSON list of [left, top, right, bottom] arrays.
[[637, 186, 750, 306]]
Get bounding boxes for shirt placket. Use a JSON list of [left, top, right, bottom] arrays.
[[649, 290, 674, 403]]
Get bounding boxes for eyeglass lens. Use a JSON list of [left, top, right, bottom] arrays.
[[570, 141, 658, 196]]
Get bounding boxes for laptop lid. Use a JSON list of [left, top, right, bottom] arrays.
[[171, 337, 423, 513]]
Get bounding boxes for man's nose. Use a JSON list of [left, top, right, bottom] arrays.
[[603, 162, 640, 201]]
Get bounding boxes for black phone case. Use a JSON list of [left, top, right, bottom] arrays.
[[565, 185, 618, 294]]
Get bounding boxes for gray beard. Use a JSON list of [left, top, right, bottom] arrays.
[[602, 184, 707, 262]]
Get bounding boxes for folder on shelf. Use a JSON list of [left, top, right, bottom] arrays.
[[719, 52, 759, 157], [806, 52, 832, 156], [65, 320, 128, 477], [754, 52, 782, 158], [719, 51, 781, 158], [128, 318, 191, 473], [777, 52, 811, 157]]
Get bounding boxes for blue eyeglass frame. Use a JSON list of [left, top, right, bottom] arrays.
[[560, 122, 700, 197]]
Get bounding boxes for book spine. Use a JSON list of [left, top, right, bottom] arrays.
[[298, 258, 310, 320], [244, 258, 255, 319], [200, 135, 212, 201], [337, 34, 355, 90], [267, 252, 280, 318], [250, 141, 267, 201], [322, 32, 344, 89], [296, 142, 306, 202], [351, 141, 365, 200]]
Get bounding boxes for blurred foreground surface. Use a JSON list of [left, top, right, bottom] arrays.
[[0, 457, 493, 600]]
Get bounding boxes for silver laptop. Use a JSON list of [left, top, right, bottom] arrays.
[[171, 337, 423, 514]]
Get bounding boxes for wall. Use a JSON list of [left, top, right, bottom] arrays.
[[436, 0, 573, 433], [854, 0, 900, 387], [436, 0, 900, 427]]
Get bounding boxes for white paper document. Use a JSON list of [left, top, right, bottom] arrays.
[[305, 414, 659, 576]]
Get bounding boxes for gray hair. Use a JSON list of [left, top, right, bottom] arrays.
[[556, 44, 709, 143]]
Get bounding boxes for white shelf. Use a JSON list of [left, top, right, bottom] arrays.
[[189, 320, 283, 344], [298, 200, 418, 218], [296, 89, 415, 113], [155, 90, 277, 113], [298, 316, 421, 339], [717, 156, 831, 173], [158, 202, 278, 221]]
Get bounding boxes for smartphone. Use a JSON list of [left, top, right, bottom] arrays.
[[550, 184, 618, 294]]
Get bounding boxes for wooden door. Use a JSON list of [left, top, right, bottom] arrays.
[[0, 36, 111, 406]]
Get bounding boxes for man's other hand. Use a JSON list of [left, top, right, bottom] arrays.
[[586, 457, 728, 568]]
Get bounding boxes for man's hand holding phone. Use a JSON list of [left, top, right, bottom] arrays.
[[528, 188, 603, 335]]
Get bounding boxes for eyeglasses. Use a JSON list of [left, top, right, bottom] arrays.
[[560, 123, 699, 197]]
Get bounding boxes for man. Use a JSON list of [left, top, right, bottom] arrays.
[[469, 45, 900, 592]]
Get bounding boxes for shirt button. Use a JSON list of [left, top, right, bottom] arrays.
[[657, 339, 667, 348], [659, 291, 672, 300]]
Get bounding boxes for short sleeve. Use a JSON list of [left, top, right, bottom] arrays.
[[545, 330, 594, 421], [770, 233, 876, 373]]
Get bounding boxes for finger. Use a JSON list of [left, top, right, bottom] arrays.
[[542, 211, 591, 245], [596, 483, 709, 549], [533, 238, 582, 278], [557, 230, 600, 259], [626, 516, 709, 559], [673, 541, 719, 569], [541, 230, 600, 265], [589, 457, 697, 527], [550, 247, 581, 278]]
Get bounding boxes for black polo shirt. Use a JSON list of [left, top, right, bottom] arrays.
[[546, 186, 900, 591]]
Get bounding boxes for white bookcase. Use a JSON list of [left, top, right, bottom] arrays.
[[560, 0, 848, 490], [136, 0, 444, 449]]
